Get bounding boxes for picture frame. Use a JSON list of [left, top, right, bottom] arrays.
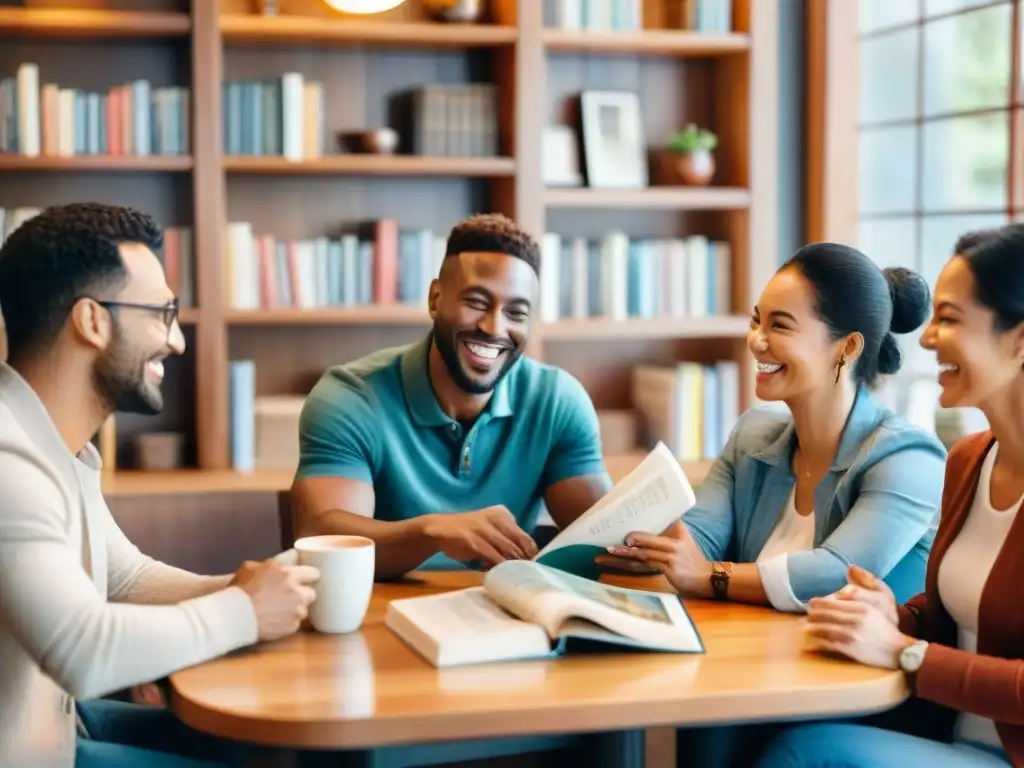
[[542, 125, 584, 187], [578, 90, 648, 189]]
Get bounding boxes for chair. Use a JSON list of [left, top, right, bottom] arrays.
[[276, 492, 645, 768]]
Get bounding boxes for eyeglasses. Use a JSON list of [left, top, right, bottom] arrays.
[[79, 297, 180, 340]]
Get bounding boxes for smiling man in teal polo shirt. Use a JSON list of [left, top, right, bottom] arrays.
[[290, 213, 612, 577]]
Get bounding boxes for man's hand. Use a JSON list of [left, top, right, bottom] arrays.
[[230, 558, 320, 642], [130, 682, 166, 708], [422, 506, 538, 568]]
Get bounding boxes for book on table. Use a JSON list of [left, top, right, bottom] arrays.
[[386, 559, 705, 667], [534, 440, 699, 579]]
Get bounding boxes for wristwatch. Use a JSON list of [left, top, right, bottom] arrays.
[[898, 640, 929, 688], [710, 561, 732, 600]]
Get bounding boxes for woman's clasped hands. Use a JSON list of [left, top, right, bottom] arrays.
[[803, 564, 916, 669]]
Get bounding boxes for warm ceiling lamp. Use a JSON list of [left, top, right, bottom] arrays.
[[322, 0, 406, 13]]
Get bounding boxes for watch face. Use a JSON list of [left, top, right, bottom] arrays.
[[901, 642, 926, 671]]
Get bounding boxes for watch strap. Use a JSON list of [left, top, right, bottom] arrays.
[[710, 561, 732, 600]]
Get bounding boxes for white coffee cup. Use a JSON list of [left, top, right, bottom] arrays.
[[294, 534, 375, 634]]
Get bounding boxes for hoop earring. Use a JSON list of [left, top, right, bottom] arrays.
[[834, 354, 847, 385]]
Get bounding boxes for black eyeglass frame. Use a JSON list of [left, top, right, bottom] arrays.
[[74, 297, 181, 338]]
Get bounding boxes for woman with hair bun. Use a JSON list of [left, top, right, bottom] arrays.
[[598, 242, 946, 614], [755, 224, 1024, 767]]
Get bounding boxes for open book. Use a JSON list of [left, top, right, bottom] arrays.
[[386, 560, 704, 667], [535, 441, 698, 578]]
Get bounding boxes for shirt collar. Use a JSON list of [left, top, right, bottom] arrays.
[[399, 333, 515, 427], [751, 383, 886, 473]]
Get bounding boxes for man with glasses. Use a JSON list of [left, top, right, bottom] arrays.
[[0, 203, 318, 768]]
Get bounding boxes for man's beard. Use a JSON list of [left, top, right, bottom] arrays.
[[93, 329, 164, 416], [432, 318, 522, 395]]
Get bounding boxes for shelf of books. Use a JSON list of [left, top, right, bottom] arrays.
[[0, 0, 776, 494]]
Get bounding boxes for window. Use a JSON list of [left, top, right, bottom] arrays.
[[856, 0, 1019, 376]]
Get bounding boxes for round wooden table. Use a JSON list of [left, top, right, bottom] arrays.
[[170, 570, 907, 751]]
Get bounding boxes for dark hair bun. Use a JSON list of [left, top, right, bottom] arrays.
[[877, 333, 902, 375], [884, 266, 930, 334]]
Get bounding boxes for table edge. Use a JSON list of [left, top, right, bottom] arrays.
[[170, 671, 908, 750]]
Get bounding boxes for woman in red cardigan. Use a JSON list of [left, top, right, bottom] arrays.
[[754, 224, 1024, 767]]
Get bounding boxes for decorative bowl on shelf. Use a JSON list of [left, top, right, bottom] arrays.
[[423, 0, 486, 23], [338, 128, 399, 155]]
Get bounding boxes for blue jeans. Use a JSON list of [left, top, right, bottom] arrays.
[[75, 699, 248, 767], [754, 723, 1011, 767]]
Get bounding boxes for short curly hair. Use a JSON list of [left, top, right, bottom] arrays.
[[0, 202, 163, 362], [444, 213, 540, 275]]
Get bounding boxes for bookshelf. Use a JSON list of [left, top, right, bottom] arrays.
[[0, 0, 778, 493]]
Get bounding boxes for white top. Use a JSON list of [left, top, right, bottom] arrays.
[[0, 364, 259, 768], [937, 441, 1023, 750], [756, 488, 816, 612]]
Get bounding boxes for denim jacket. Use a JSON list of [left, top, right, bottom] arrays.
[[685, 385, 947, 612]]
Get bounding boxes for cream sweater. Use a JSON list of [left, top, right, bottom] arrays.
[[0, 364, 259, 768]]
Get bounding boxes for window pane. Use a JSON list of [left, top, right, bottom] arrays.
[[858, 218, 918, 275], [923, 4, 1012, 115], [861, 0, 919, 33], [919, 213, 1008, 289], [861, 28, 920, 124], [1019, 8, 1024, 103], [906, 213, 1008, 376], [925, 0, 1007, 16], [921, 112, 1009, 210], [859, 127, 918, 215]]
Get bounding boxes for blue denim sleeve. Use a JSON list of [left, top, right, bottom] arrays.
[[293, 373, 381, 484], [683, 423, 740, 562], [786, 432, 946, 603], [540, 370, 608, 488]]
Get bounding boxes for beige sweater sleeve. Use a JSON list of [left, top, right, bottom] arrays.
[[0, 451, 258, 702], [103, 507, 234, 605]]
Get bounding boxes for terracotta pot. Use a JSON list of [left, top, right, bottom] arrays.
[[675, 149, 716, 186]]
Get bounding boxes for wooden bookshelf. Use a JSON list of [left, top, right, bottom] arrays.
[[542, 29, 750, 56], [544, 186, 752, 210], [541, 316, 751, 341], [224, 306, 430, 326], [223, 155, 516, 178], [0, 156, 193, 172], [0, 0, 778, 493], [219, 13, 518, 48], [0, 7, 190, 38]]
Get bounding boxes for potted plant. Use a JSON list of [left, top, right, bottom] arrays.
[[666, 124, 718, 186]]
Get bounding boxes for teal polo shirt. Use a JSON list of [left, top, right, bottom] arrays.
[[295, 334, 608, 569]]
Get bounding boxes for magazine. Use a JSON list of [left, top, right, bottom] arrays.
[[386, 560, 704, 668], [534, 441, 698, 578]]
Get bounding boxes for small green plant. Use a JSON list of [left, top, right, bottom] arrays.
[[667, 124, 718, 154]]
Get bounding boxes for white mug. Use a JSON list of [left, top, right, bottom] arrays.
[[294, 534, 375, 634]]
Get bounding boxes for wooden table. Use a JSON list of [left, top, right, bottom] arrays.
[[170, 571, 907, 755]]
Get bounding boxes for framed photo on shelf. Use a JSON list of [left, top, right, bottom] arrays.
[[542, 125, 583, 187], [579, 90, 648, 189]]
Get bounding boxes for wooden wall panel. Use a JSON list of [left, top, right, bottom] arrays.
[[805, 0, 859, 245], [108, 491, 282, 574], [224, 176, 490, 240], [228, 323, 430, 395]]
